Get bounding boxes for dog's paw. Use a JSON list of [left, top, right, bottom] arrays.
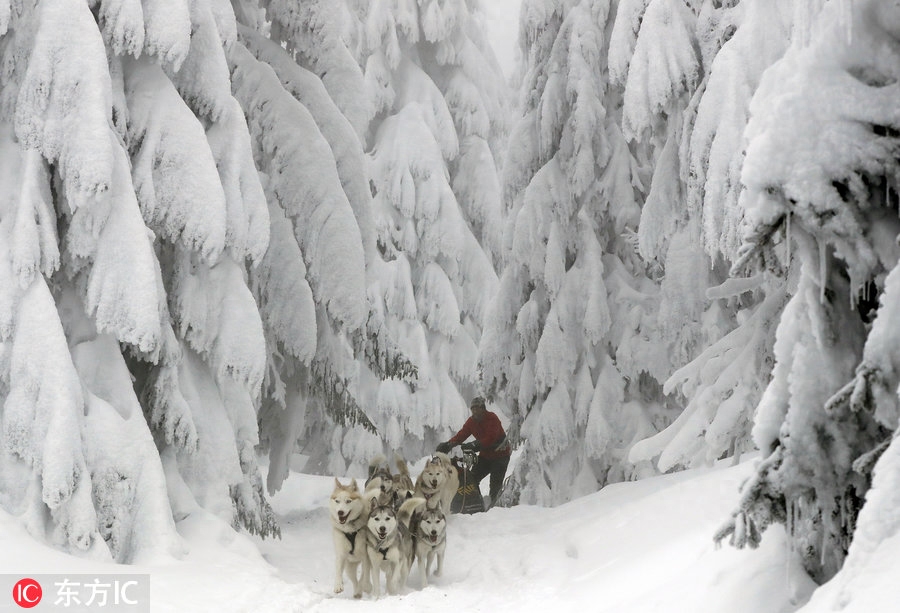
[[334, 585, 344, 594]]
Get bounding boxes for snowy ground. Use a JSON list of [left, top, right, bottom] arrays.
[[2, 456, 845, 613]]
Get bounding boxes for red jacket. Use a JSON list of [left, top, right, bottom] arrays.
[[448, 411, 511, 459]]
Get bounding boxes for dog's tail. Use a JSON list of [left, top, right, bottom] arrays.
[[365, 476, 383, 494], [397, 496, 427, 529], [368, 453, 388, 478], [433, 451, 451, 464], [393, 451, 410, 477]]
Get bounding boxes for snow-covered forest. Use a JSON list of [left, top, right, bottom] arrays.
[[2, 0, 900, 607]]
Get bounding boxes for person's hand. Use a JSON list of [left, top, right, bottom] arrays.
[[435, 441, 453, 454], [461, 441, 481, 452]]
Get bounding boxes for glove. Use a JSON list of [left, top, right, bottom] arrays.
[[461, 441, 481, 452], [435, 441, 453, 454]]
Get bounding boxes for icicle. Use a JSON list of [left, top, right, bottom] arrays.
[[886, 175, 893, 212], [818, 238, 827, 304], [820, 511, 828, 568], [786, 500, 794, 598], [785, 212, 792, 267], [841, 0, 853, 46]]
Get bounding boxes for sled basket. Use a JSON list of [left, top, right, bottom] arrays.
[[450, 451, 485, 514]]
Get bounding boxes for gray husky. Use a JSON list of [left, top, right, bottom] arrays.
[[366, 496, 426, 597], [413, 503, 447, 588]]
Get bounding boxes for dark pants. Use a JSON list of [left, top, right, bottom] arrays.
[[468, 455, 510, 508]]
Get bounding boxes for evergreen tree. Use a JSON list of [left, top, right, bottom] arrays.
[[324, 0, 508, 465], [228, 0, 421, 484], [628, 0, 794, 471], [714, 0, 900, 582], [0, 0, 280, 561], [0, 0, 427, 559], [481, 0, 672, 505]]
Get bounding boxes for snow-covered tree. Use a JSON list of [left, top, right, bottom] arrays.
[[0, 0, 290, 561], [715, 0, 900, 582], [1, 0, 431, 560], [225, 0, 426, 486], [480, 0, 677, 506], [627, 0, 796, 472], [308, 0, 510, 468]]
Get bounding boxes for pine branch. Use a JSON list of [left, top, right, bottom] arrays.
[[352, 308, 418, 384], [310, 358, 378, 434]]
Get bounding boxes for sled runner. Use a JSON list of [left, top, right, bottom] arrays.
[[450, 449, 486, 514]]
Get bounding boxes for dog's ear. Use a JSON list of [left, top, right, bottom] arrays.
[[334, 477, 342, 488], [349, 478, 358, 490], [370, 497, 378, 511]]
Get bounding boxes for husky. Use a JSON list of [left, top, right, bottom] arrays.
[[366, 455, 396, 507], [415, 452, 459, 511], [413, 502, 447, 588], [366, 496, 426, 597], [329, 479, 370, 598]]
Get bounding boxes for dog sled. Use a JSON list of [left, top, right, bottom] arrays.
[[450, 448, 486, 514]]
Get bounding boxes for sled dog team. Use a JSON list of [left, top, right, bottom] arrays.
[[330, 452, 460, 598]]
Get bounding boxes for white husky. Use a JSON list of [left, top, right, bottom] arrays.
[[413, 503, 447, 588], [366, 496, 426, 597], [329, 479, 370, 598], [415, 452, 459, 511]]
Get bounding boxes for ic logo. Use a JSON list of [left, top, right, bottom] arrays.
[[12, 578, 42, 608]]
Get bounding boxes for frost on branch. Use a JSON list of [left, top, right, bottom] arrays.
[[686, 0, 792, 261], [230, 42, 368, 332], [15, 0, 113, 219], [237, 25, 375, 263], [125, 57, 227, 265], [165, 0, 233, 122], [252, 202, 317, 365], [264, 0, 371, 137], [169, 250, 266, 396], [205, 96, 269, 264], [622, 0, 700, 140], [96, 0, 144, 57], [81, 140, 162, 354], [1, 277, 97, 554]]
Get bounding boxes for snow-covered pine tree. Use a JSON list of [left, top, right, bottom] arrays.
[[230, 0, 422, 483], [715, 0, 900, 582], [315, 0, 508, 467], [0, 0, 283, 560], [481, 0, 674, 505], [627, 0, 797, 472]]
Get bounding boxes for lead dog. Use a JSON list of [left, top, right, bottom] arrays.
[[413, 502, 447, 588], [366, 496, 426, 597], [329, 479, 370, 598]]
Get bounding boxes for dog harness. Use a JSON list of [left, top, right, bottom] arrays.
[[340, 515, 366, 555], [370, 531, 397, 560], [344, 530, 358, 554]]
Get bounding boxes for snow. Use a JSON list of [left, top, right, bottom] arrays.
[[0, 455, 833, 612], [480, 0, 523, 81]]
